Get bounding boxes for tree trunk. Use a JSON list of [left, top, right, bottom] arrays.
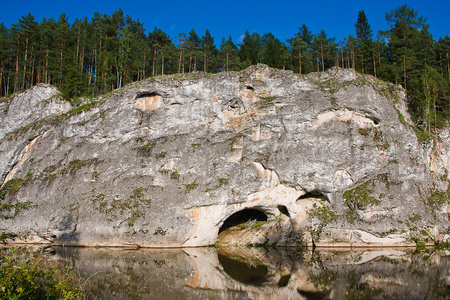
[[298, 46, 302, 74], [403, 55, 407, 88], [0, 61, 3, 96], [204, 51, 207, 72], [316, 52, 319, 72], [22, 37, 29, 90], [60, 42, 64, 85], [143, 52, 146, 79], [29, 52, 34, 88], [320, 42, 324, 72], [447, 51, 450, 82], [373, 54, 377, 78], [80, 45, 85, 74], [93, 48, 97, 95], [45, 48, 49, 84], [351, 46, 355, 69], [226, 52, 229, 72], [153, 48, 157, 77], [76, 29, 80, 64], [15, 50, 19, 93], [178, 50, 183, 74]]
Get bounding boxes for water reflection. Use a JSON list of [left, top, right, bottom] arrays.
[[53, 246, 450, 299]]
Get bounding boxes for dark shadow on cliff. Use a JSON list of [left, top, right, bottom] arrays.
[[54, 214, 80, 245]]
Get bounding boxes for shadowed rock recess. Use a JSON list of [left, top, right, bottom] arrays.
[[1, 64, 449, 247]]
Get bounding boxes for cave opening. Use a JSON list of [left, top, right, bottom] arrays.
[[218, 209, 268, 233], [277, 205, 290, 218], [297, 191, 329, 202], [136, 91, 161, 99]]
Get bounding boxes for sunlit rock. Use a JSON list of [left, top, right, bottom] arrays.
[[0, 64, 449, 247]]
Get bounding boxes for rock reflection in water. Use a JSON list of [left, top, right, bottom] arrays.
[[53, 246, 450, 299]]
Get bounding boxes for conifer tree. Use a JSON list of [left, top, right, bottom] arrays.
[[354, 10, 373, 74], [219, 35, 239, 72], [201, 29, 218, 73], [238, 30, 261, 69]]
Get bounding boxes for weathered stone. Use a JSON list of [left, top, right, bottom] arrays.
[[0, 65, 449, 247]]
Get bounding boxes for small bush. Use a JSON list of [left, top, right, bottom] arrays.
[[0, 247, 88, 299]]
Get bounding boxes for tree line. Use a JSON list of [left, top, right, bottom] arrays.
[[0, 5, 449, 130]]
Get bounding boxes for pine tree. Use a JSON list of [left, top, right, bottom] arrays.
[[385, 4, 427, 88], [201, 29, 218, 73], [287, 25, 314, 74], [260, 32, 284, 69], [355, 10, 373, 74], [0, 23, 9, 95], [312, 30, 337, 72], [436, 36, 450, 82], [238, 30, 261, 69], [186, 29, 202, 72], [219, 35, 239, 72]]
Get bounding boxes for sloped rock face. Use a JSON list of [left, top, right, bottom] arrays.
[[0, 65, 449, 247]]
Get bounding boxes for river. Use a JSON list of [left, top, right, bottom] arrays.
[[51, 246, 450, 299]]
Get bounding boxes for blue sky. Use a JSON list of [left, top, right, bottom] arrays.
[[1, 0, 448, 45]]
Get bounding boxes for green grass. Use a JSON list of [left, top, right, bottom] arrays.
[[65, 101, 99, 117]]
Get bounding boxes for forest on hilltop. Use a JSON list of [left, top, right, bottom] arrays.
[[0, 4, 449, 133]]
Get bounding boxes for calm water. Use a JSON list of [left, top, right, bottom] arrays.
[[53, 246, 449, 299]]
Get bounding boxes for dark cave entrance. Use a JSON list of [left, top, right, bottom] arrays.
[[297, 191, 329, 202], [218, 209, 268, 233], [135, 91, 162, 99]]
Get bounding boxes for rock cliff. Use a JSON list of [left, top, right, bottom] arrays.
[[1, 65, 449, 247]]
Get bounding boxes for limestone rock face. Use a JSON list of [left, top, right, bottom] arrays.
[[0, 65, 449, 247]]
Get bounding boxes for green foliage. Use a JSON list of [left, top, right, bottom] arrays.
[[65, 101, 99, 117], [0, 247, 88, 299], [184, 180, 198, 193], [153, 227, 167, 236], [257, 96, 276, 109], [307, 202, 338, 241], [59, 160, 88, 175], [308, 203, 338, 224], [155, 151, 167, 159], [0, 175, 36, 220], [230, 134, 244, 152], [343, 181, 380, 223], [136, 141, 154, 156], [409, 213, 422, 223], [205, 178, 229, 192], [427, 188, 450, 209], [217, 178, 229, 187], [170, 170, 180, 180], [250, 220, 267, 229], [91, 188, 151, 227], [412, 237, 427, 250], [343, 182, 380, 210], [358, 128, 371, 136]]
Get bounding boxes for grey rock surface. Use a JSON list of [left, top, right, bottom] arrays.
[[0, 65, 449, 247]]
